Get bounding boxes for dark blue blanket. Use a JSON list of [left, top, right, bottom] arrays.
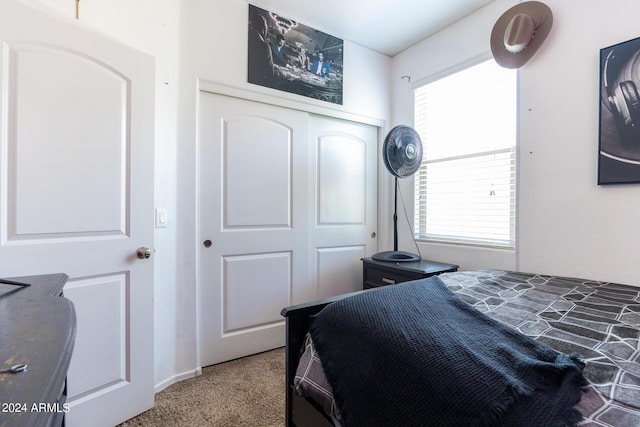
[[309, 276, 587, 426]]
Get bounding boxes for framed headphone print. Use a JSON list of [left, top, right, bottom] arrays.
[[599, 36, 640, 184]]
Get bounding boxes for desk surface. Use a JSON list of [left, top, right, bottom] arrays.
[[0, 274, 75, 426]]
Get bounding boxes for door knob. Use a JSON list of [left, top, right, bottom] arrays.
[[136, 247, 152, 260]]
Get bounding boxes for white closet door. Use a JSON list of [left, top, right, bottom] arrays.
[[198, 91, 378, 366], [198, 92, 310, 366], [309, 114, 378, 299]]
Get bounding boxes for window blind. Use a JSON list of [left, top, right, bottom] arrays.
[[413, 60, 517, 248]]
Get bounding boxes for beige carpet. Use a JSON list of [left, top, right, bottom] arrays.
[[119, 347, 286, 426]]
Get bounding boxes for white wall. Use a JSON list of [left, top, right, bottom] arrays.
[[392, 0, 640, 286], [517, 0, 640, 285]]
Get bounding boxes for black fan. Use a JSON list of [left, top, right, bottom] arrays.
[[372, 125, 423, 262]]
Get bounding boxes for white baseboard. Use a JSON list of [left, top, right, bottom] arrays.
[[154, 367, 203, 394]]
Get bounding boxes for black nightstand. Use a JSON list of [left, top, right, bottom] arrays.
[[362, 257, 459, 290]]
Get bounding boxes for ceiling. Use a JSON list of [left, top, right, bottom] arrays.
[[254, 0, 497, 56]]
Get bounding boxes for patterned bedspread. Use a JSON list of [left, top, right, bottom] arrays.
[[295, 270, 640, 426], [438, 270, 640, 426]]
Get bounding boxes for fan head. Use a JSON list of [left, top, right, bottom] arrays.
[[382, 125, 423, 178]]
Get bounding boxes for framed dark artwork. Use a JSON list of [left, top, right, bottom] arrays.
[[248, 4, 343, 105], [599, 36, 640, 184]]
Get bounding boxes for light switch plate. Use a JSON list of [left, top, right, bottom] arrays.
[[155, 208, 168, 228]]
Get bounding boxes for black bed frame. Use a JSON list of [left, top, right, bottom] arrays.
[[280, 289, 367, 427]]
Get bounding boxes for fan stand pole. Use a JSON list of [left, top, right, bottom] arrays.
[[393, 176, 398, 252]]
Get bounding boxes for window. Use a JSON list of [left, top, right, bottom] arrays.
[[413, 59, 517, 248]]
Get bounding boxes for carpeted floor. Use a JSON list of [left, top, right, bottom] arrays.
[[119, 347, 286, 426]]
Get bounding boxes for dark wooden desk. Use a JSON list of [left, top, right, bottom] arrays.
[[362, 257, 458, 290], [0, 274, 75, 427]]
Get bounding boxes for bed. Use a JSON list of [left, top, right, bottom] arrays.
[[280, 270, 640, 427]]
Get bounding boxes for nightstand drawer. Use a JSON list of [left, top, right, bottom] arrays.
[[365, 265, 421, 288]]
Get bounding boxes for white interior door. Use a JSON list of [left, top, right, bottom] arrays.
[[0, 2, 155, 426], [198, 92, 310, 366], [198, 91, 378, 366], [309, 115, 378, 298]]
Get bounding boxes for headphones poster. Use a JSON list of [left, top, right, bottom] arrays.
[[599, 36, 640, 184]]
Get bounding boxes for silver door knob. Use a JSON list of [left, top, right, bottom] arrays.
[[136, 247, 152, 260]]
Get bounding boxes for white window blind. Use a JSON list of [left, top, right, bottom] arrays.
[[413, 60, 517, 248]]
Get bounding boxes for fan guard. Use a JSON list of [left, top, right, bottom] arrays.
[[382, 125, 423, 178], [372, 125, 423, 263]]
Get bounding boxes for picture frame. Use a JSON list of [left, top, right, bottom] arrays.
[[247, 4, 344, 105], [598, 36, 640, 184]]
